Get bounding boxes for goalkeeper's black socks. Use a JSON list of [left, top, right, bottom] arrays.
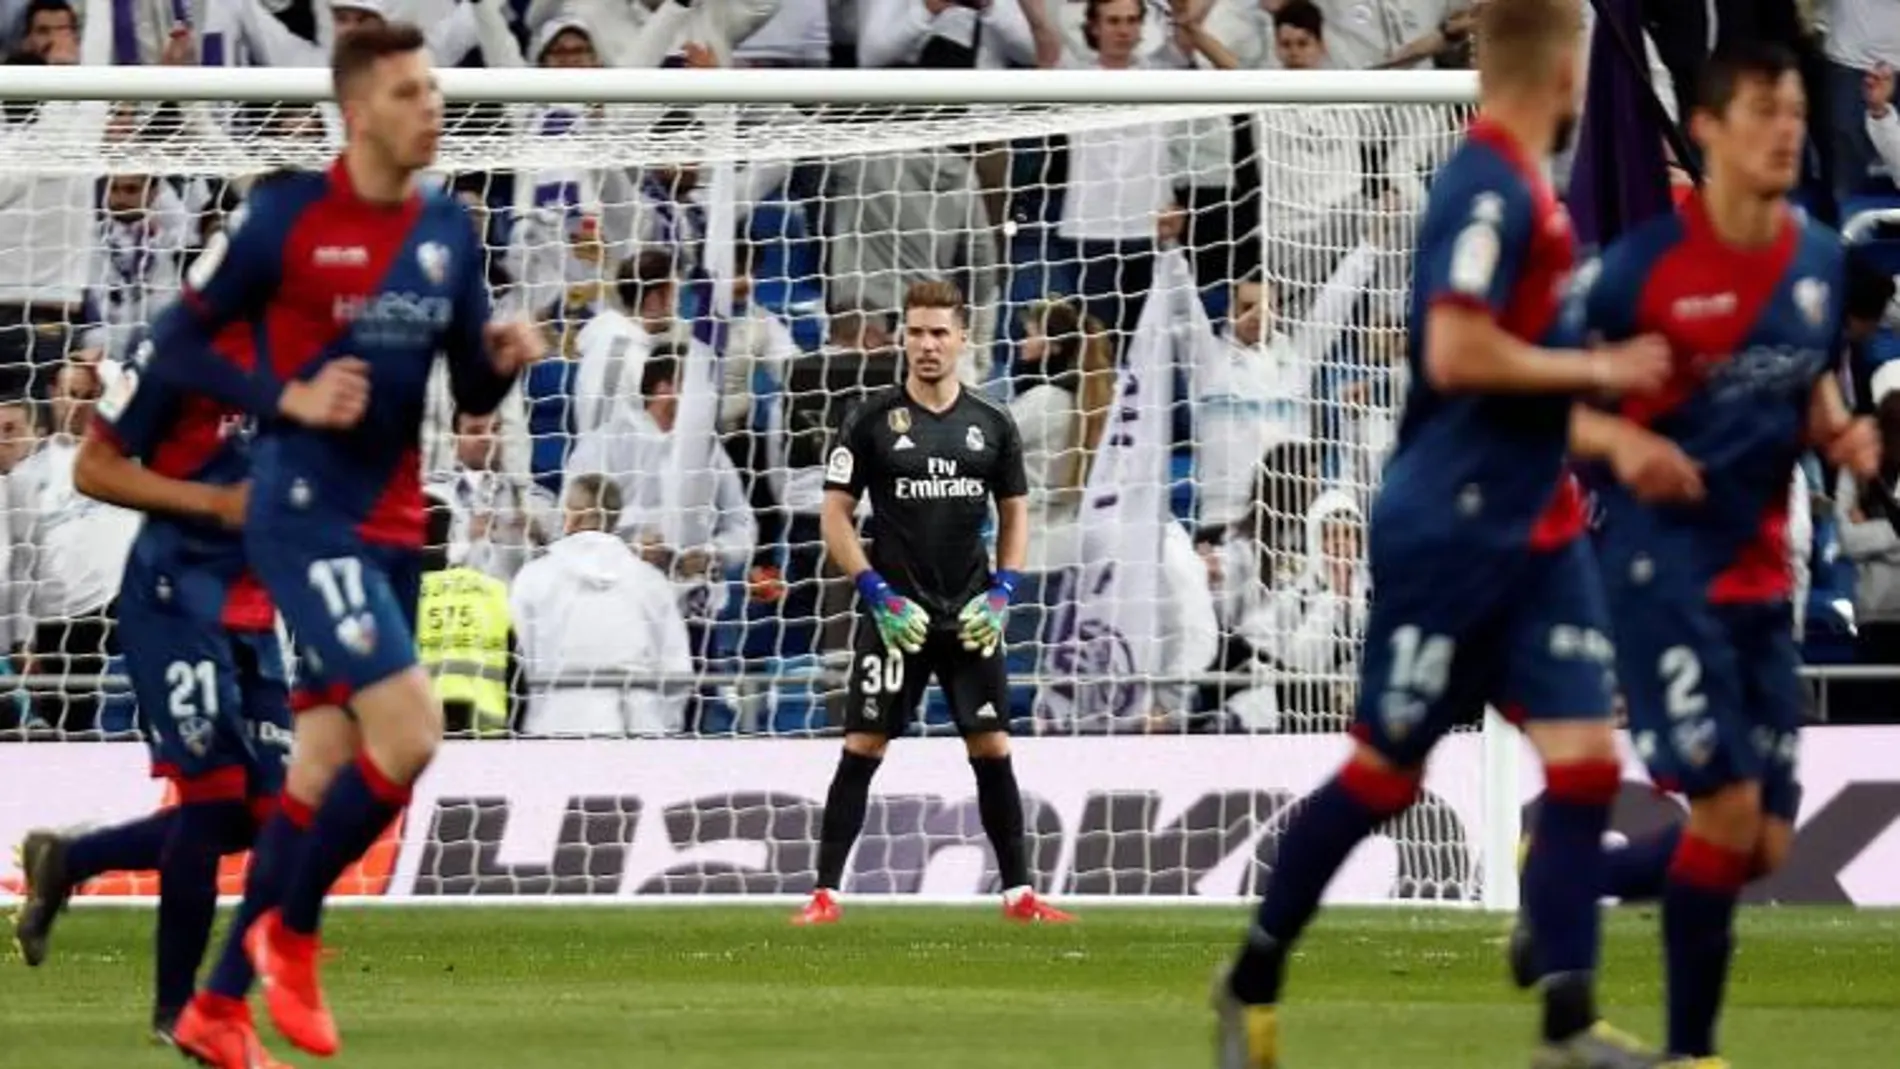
[[815, 750, 881, 890], [1523, 761, 1618, 1041], [155, 800, 252, 1020], [64, 809, 177, 883], [1229, 762, 1408, 1005], [1600, 824, 1682, 903], [970, 755, 1031, 890], [207, 791, 313, 1000], [1662, 834, 1747, 1058], [280, 753, 410, 936]]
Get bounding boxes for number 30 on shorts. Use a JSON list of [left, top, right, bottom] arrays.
[[859, 651, 905, 695]]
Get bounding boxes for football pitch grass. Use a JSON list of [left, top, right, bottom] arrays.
[[3, 906, 1897, 1067]]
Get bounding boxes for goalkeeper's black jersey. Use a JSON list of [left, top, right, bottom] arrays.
[[824, 384, 1027, 620]]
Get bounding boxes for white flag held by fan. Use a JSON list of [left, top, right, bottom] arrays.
[[1033, 248, 1202, 731]]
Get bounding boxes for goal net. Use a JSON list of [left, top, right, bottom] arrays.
[[0, 68, 1517, 906]]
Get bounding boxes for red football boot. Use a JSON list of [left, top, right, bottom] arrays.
[[251, 910, 339, 1057], [174, 993, 295, 1069], [791, 888, 842, 926], [1002, 888, 1075, 924]]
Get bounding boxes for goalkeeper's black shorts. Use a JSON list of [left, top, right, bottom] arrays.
[[840, 622, 1009, 737]]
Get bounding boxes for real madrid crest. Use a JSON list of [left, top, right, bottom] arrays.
[[1793, 277, 1828, 328], [888, 408, 912, 434], [417, 241, 450, 286], [967, 425, 985, 452]]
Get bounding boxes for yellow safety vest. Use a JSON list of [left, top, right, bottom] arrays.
[[416, 567, 512, 737]]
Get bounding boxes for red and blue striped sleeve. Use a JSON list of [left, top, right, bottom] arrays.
[[1416, 166, 1534, 319], [442, 202, 514, 419], [145, 181, 299, 418]]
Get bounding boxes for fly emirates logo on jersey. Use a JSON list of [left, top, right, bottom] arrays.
[[894, 456, 986, 501], [332, 291, 453, 348]]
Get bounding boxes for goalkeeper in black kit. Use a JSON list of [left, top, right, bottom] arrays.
[[793, 280, 1073, 926]]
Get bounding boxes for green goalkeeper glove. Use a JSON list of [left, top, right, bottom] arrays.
[[956, 570, 1020, 658], [855, 571, 930, 654]]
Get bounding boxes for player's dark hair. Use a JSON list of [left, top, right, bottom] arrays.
[[1694, 40, 1801, 117], [330, 20, 427, 100], [640, 345, 685, 399], [904, 279, 966, 322], [615, 250, 676, 315], [1272, 0, 1323, 39]]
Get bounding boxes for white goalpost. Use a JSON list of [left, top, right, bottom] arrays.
[[0, 65, 1523, 910]]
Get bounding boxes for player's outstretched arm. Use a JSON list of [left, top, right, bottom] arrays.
[[1569, 404, 1705, 503], [73, 432, 246, 529], [1424, 306, 1673, 396], [1810, 374, 1882, 480]]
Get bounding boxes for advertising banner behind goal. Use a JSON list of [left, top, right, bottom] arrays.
[[5, 728, 1900, 906]]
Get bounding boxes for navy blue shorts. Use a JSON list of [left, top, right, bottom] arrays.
[[1610, 589, 1803, 822], [1354, 536, 1617, 767], [120, 577, 292, 800], [247, 532, 422, 712]]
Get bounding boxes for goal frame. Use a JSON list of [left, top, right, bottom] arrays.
[[0, 64, 1520, 911]]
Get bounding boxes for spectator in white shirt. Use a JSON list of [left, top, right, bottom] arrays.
[[1008, 299, 1114, 573], [513, 474, 694, 737], [736, 0, 828, 65], [571, 250, 680, 435], [565, 345, 758, 627], [1191, 274, 1311, 537], [89, 175, 191, 360], [1249, 2, 1373, 318], [1861, 62, 1900, 193], [425, 409, 560, 584], [1217, 484, 1365, 729], [0, 396, 37, 475], [1054, 0, 1190, 343], [0, 2, 107, 401], [4, 361, 139, 732], [504, 15, 647, 323], [1269, 0, 1463, 71], [1170, 0, 1265, 291], [1826, 0, 1900, 204]]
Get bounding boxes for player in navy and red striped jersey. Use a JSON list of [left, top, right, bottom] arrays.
[[139, 23, 542, 1066], [10, 332, 291, 1055], [1213, 3, 1675, 1068], [1550, 44, 1879, 1067]]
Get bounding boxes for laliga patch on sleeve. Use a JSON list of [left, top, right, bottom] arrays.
[[96, 363, 138, 424], [1449, 221, 1500, 297], [185, 230, 230, 292], [826, 446, 855, 485]]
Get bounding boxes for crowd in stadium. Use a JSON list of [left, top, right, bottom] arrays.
[[0, 0, 1898, 739]]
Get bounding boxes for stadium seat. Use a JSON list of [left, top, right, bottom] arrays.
[[1169, 450, 1197, 524]]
